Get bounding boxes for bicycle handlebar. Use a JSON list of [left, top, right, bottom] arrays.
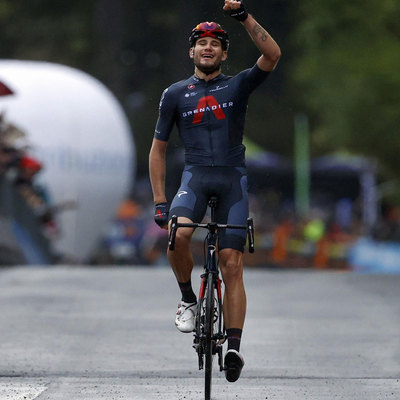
[[168, 215, 255, 253]]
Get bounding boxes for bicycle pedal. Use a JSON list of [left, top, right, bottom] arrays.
[[216, 336, 227, 346]]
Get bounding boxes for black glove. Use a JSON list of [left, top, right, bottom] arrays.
[[225, 1, 248, 22], [154, 202, 169, 227]]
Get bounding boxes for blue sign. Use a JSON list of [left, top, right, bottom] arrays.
[[348, 238, 400, 274]]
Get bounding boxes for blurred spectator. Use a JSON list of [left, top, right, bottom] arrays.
[[14, 155, 59, 237], [0, 112, 63, 237], [303, 216, 326, 243], [0, 113, 28, 173], [0, 145, 20, 173], [15, 155, 43, 185], [373, 205, 400, 242], [102, 199, 147, 264], [271, 217, 293, 263], [141, 220, 168, 265]]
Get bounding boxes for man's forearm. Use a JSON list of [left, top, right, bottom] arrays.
[[149, 139, 167, 204], [150, 171, 166, 205], [242, 14, 281, 71]]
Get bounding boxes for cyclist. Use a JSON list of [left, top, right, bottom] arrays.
[[149, 0, 280, 382]]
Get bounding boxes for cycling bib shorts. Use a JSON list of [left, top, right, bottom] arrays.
[[169, 165, 248, 252]]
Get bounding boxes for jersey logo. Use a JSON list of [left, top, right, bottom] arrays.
[[192, 95, 226, 124], [177, 190, 188, 198]]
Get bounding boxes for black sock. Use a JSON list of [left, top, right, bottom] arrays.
[[178, 280, 197, 303], [226, 328, 242, 352]]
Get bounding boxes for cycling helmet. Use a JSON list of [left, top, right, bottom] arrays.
[[189, 22, 229, 50]]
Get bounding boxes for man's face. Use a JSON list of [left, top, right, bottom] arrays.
[[190, 36, 228, 75]]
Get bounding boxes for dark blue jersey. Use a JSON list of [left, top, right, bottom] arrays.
[[154, 64, 270, 167]]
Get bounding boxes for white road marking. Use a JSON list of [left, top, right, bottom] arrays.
[[0, 384, 47, 400]]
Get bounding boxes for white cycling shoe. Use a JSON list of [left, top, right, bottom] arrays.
[[175, 301, 197, 333]]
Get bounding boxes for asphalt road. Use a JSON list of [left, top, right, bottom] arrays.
[[0, 266, 399, 399]]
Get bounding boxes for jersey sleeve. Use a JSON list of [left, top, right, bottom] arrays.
[[154, 87, 177, 142], [237, 64, 270, 95]]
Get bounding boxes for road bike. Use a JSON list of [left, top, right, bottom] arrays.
[[168, 196, 254, 400]]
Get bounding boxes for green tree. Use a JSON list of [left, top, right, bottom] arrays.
[[290, 0, 400, 180], [0, 0, 97, 67]]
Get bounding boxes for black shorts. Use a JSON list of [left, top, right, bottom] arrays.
[[169, 165, 249, 252]]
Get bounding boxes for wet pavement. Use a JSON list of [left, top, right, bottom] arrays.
[[0, 266, 399, 399]]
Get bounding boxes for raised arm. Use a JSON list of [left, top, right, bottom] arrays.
[[223, 0, 281, 71]]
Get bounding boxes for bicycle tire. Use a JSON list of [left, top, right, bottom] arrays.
[[204, 272, 215, 400]]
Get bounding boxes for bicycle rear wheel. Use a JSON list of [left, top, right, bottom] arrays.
[[204, 272, 215, 400]]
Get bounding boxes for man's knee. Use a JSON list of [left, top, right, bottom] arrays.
[[174, 229, 191, 248], [219, 250, 243, 283]]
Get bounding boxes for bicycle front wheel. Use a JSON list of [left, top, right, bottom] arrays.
[[204, 272, 215, 400]]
